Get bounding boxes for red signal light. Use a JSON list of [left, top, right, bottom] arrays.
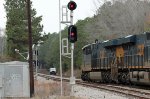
[[68, 25, 77, 43], [70, 3, 74, 8], [67, 1, 77, 11], [71, 32, 74, 36]]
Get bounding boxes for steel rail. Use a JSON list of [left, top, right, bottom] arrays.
[[37, 73, 150, 99]]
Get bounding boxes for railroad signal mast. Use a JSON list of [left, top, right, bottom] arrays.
[[67, 0, 77, 96]]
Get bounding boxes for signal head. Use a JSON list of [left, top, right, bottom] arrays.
[[68, 25, 77, 43], [67, 1, 77, 11]]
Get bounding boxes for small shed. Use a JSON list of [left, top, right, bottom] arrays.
[[0, 61, 30, 98]]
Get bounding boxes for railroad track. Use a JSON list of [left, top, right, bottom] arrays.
[[37, 73, 150, 99], [37, 73, 81, 82], [78, 82, 150, 99]]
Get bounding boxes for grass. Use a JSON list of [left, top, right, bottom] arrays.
[[33, 77, 82, 99], [3, 77, 85, 99]]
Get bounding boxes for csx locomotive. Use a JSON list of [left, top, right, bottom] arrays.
[[81, 32, 150, 85]]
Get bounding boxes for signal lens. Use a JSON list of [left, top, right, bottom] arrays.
[[67, 1, 77, 11]]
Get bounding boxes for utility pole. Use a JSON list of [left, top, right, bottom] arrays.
[[35, 45, 38, 79], [27, 0, 34, 97]]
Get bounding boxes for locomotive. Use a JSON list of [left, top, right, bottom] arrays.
[[81, 32, 150, 85]]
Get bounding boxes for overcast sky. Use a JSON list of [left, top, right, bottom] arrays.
[[0, 0, 102, 33]]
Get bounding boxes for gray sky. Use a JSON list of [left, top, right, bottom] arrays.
[[0, 0, 100, 33]]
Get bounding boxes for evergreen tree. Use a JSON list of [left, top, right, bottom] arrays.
[[4, 0, 43, 59]]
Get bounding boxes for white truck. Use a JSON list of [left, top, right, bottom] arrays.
[[49, 68, 56, 75]]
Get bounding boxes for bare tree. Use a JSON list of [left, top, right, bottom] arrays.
[[86, 0, 150, 41]]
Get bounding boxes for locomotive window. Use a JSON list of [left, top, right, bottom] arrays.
[[83, 47, 91, 55]]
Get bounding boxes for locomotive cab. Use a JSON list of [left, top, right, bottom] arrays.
[[81, 44, 92, 81]]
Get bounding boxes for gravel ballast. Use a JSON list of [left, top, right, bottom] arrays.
[[35, 76, 135, 99], [73, 84, 135, 99]]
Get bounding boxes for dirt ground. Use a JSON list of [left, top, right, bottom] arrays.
[[3, 77, 81, 99], [32, 77, 81, 99]]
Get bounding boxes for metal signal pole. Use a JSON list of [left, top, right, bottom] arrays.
[[27, 0, 34, 97], [59, 0, 63, 96], [70, 10, 75, 96], [67, 0, 77, 96]]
